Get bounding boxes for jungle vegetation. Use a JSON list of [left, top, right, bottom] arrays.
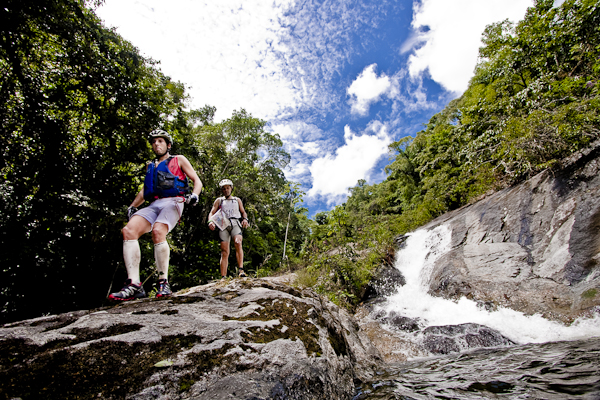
[[0, 0, 310, 323], [0, 0, 598, 322]]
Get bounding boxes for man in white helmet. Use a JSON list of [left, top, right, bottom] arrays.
[[208, 179, 250, 278], [109, 129, 203, 301]]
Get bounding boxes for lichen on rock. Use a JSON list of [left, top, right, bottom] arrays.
[[0, 276, 379, 399]]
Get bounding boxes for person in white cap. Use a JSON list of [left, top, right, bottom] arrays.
[[208, 179, 249, 278]]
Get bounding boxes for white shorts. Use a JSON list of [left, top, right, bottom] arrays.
[[134, 197, 185, 232]]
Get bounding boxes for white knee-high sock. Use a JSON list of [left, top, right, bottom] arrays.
[[154, 241, 170, 281], [123, 240, 141, 284]]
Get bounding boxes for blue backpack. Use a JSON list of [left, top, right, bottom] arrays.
[[143, 157, 190, 201]]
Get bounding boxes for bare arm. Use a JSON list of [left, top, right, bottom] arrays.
[[177, 155, 203, 196], [237, 198, 249, 228], [208, 198, 221, 220], [130, 188, 145, 208], [207, 198, 221, 230]]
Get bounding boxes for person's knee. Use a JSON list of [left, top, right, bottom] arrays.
[[122, 225, 130, 239], [152, 223, 168, 243], [122, 223, 138, 240], [234, 236, 243, 246], [151, 230, 162, 242], [123, 216, 150, 240]]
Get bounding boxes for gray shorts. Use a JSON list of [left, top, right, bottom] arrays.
[[134, 197, 185, 233], [218, 218, 243, 242]]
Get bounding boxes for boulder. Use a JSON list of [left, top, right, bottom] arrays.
[[422, 323, 515, 354], [0, 276, 380, 400], [353, 308, 514, 360], [360, 263, 405, 302]]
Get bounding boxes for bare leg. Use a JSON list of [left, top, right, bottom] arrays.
[[233, 235, 244, 270], [220, 241, 230, 277], [151, 222, 169, 244]]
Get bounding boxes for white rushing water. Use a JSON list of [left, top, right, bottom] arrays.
[[380, 225, 600, 344]]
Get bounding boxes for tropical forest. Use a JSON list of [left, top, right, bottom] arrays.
[[0, 0, 598, 324]]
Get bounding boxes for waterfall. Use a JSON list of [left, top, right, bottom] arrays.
[[378, 225, 600, 345]]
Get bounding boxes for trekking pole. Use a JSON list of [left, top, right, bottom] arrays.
[[106, 263, 120, 299], [142, 267, 159, 286]]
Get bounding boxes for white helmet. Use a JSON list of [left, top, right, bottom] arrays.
[[148, 129, 173, 145], [219, 179, 233, 188]]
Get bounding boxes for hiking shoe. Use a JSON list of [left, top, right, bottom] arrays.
[[108, 279, 146, 301], [238, 269, 247, 278], [156, 279, 172, 298]]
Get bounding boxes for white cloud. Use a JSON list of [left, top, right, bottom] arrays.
[[269, 121, 330, 186], [284, 161, 311, 183], [405, 0, 533, 93], [96, 0, 298, 122], [297, 142, 321, 156], [270, 123, 297, 141], [271, 0, 393, 119], [307, 122, 392, 202], [96, 0, 390, 123], [270, 121, 324, 143], [388, 69, 440, 114], [347, 64, 393, 116]]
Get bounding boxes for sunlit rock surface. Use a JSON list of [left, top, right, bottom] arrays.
[[423, 142, 600, 323], [0, 276, 380, 400]]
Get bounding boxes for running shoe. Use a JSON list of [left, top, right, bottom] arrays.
[[238, 269, 247, 278], [156, 279, 172, 298], [108, 279, 146, 301]]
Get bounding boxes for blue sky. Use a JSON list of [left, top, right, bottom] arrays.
[[95, 0, 533, 217]]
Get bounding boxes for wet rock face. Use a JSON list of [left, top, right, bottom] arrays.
[[422, 323, 515, 355], [354, 308, 514, 361], [371, 310, 419, 333], [361, 263, 406, 301], [0, 277, 379, 400], [423, 142, 600, 323]]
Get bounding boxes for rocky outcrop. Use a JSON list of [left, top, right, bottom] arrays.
[[3, 145, 600, 399], [350, 143, 600, 363], [0, 276, 380, 400], [422, 142, 600, 323], [354, 307, 515, 362]]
